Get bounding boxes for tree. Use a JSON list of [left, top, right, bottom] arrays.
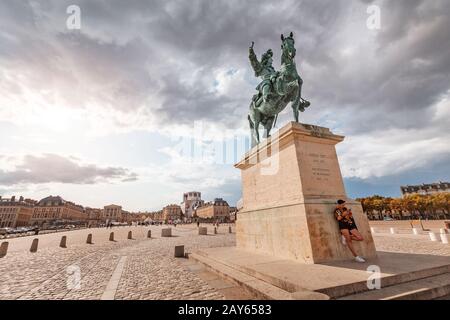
[[355, 193, 450, 221], [390, 198, 404, 220]]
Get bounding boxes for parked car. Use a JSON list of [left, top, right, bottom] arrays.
[[15, 227, 30, 234], [383, 216, 394, 221], [0, 227, 15, 235]]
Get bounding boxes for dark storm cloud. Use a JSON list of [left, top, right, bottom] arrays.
[[0, 0, 350, 127], [0, 154, 138, 185], [1, 0, 448, 133]]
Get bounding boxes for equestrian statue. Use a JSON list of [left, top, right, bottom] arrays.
[[248, 32, 310, 147]]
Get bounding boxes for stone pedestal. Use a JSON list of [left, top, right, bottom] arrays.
[[235, 122, 376, 264]]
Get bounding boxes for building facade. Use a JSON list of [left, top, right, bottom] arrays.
[[103, 204, 123, 222], [401, 182, 450, 197], [0, 196, 36, 228], [195, 198, 230, 222], [121, 211, 142, 224], [85, 207, 104, 227], [180, 191, 204, 219], [30, 196, 86, 226], [148, 210, 164, 222], [162, 204, 183, 222], [229, 206, 238, 222]]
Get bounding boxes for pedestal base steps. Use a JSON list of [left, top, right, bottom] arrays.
[[189, 247, 450, 300]]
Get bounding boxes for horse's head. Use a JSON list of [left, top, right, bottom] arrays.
[[281, 32, 296, 62]]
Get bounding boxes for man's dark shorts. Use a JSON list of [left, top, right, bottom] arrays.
[[338, 218, 358, 231]]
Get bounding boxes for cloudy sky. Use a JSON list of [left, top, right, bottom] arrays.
[[0, 0, 449, 211]]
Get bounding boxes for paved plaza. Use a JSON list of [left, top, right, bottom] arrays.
[[0, 223, 449, 300]]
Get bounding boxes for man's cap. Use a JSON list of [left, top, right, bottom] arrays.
[[337, 199, 346, 205]]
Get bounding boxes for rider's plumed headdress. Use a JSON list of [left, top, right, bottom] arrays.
[[261, 49, 273, 65]]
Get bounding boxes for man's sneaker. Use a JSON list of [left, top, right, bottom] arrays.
[[355, 256, 366, 263], [341, 235, 347, 246]]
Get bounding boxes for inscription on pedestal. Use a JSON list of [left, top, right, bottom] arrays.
[[309, 153, 331, 182]]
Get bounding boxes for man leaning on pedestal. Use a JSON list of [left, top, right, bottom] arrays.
[[334, 200, 366, 263]]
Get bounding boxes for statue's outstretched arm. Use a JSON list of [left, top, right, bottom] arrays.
[[249, 42, 261, 76]]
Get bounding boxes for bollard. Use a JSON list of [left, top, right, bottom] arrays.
[[109, 232, 114, 241], [412, 228, 419, 235], [229, 226, 232, 234], [128, 231, 132, 239], [174, 245, 185, 258], [198, 227, 207, 235], [214, 227, 217, 234], [147, 230, 151, 238], [390, 227, 396, 234], [30, 238, 39, 252], [86, 233, 93, 244], [0, 242, 8, 258], [370, 227, 375, 234], [161, 228, 172, 237], [440, 228, 448, 234], [59, 236, 67, 248], [440, 233, 449, 244], [429, 232, 438, 242]]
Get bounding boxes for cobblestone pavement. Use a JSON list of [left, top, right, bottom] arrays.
[[373, 233, 450, 256], [0, 225, 255, 300], [0, 223, 449, 300]]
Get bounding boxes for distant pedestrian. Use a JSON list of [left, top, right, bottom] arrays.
[[197, 221, 200, 228]]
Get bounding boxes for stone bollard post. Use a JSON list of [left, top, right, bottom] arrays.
[[0, 242, 8, 258], [214, 227, 217, 234], [109, 232, 114, 241], [128, 231, 132, 239], [174, 245, 185, 258], [147, 230, 151, 238], [440, 233, 449, 244], [429, 232, 438, 242], [370, 227, 375, 234], [161, 228, 172, 237], [229, 226, 232, 234], [30, 238, 39, 252], [198, 227, 207, 235], [59, 236, 67, 248], [86, 233, 93, 244], [390, 227, 396, 234], [412, 228, 419, 235]]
